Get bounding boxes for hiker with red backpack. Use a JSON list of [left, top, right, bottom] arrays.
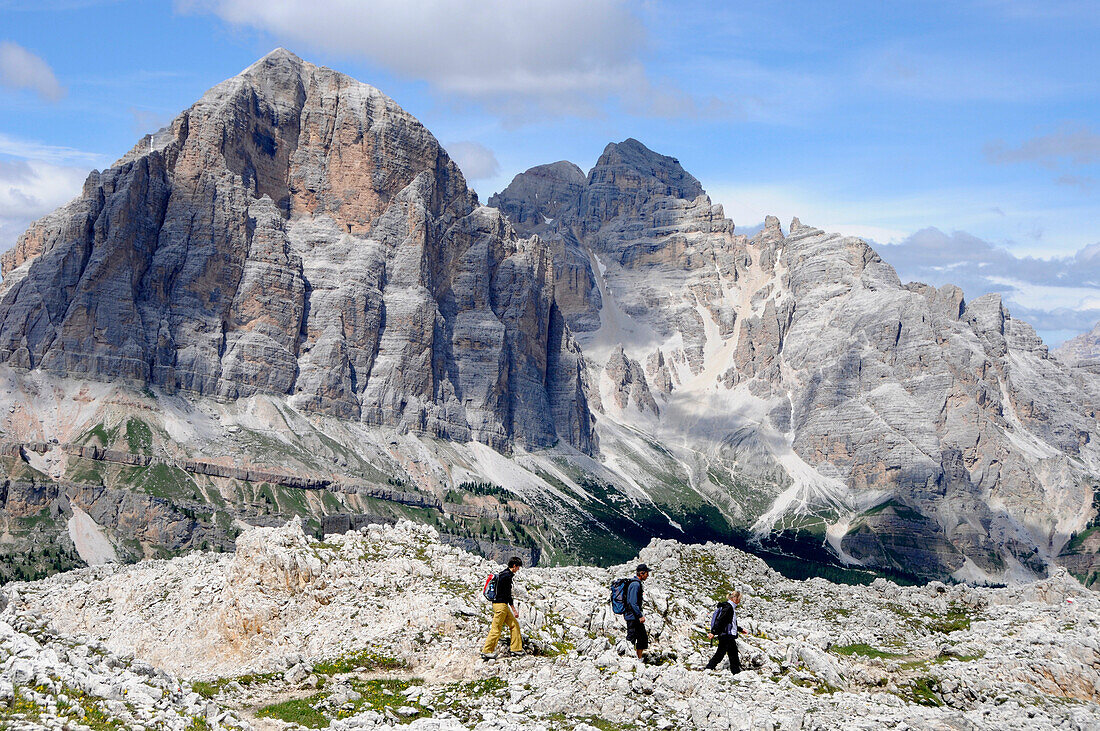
[[480, 557, 524, 659], [610, 564, 650, 659], [706, 590, 746, 674]]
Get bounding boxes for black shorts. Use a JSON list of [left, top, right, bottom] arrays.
[[626, 619, 649, 650]]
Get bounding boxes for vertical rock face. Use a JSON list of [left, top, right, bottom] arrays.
[[495, 139, 746, 377], [0, 49, 593, 453], [491, 139, 1100, 583]]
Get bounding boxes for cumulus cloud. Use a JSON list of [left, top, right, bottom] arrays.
[[0, 158, 88, 250], [0, 132, 101, 253], [0, 42, 64, 101], [876, 227, 1100, 345], [176, 0, 702, 120], [986, 125, 1100, 168], [444, 141, 499, 181]]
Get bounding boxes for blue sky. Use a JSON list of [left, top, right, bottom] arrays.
[[1, 0, 1098, 344]]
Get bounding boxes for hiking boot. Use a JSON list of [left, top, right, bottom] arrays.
[[480, 652, 497, 660]]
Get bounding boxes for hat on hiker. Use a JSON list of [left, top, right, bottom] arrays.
[[636, 564, 650, 573]]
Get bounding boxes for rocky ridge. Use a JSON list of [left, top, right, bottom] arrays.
[[2, 519, 1098, 730], [1056, 320, 1100, 373], [0, 594, 246, 729]]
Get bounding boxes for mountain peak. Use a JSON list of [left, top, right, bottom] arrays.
[[588, 138, 705, 202], [0, 50, 593, 455], [262, 47, 301, 62], [240, 47, 308, 77]]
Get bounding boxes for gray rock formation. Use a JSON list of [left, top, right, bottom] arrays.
[[491, 140, 1100, 584], [6, 519, 1098, 729], [0, 49, 593, 454], [1056, 319, 1100, 372]]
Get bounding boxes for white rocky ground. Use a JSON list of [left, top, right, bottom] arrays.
[[2, 519, 1099, 730]]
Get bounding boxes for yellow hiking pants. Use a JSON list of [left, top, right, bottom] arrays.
[[482, 603, 522, 653]]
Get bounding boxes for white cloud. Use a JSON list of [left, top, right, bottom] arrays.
[[0, 41, 64, 101], [177, 0, 701, 121], [0, 132, 101, 166], [876, 228, 1100, 344], [984, 276, 1100, 311], [986, 125, 1100, 167], [707, 179, 1100, 255], [445, 141, 499, 181], [0, 133, 101, 253], [0, 158, 87, 249]]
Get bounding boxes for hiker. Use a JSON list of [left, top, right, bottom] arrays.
[[481, 556, 524, 658], [623, 564, 650, 659], [706, 590, 746, 674]]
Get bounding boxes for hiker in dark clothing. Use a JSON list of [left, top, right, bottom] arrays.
[[481, 557, 523, 658], [706, 590, 745, 674], [624, 564, 650, 659]]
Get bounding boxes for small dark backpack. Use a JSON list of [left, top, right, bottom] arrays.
[[482, 573, 497, 602], [710, 602, 733, 635]]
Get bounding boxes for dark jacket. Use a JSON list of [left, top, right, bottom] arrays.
[[624, 577, 644, 620], [494, 567, 515, 605], [711, 601, 737, 636]]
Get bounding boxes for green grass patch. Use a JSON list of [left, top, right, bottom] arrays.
[[790, 675, 840, 695], [927, 603, 975, 634], [256, 693, 329, 728], [899, 676, 944, 707], [0, 687, 44, 725], [1064, 526, 1100, 554], [547, 715, 634, 731], [313, 649, 407, 676], [125, 418, 153, 454], [830, 643, 904, 659], [54, 684, 129, 730], [544, 640, 576, 657], [255, 678, 432, 728], [81, 422, 120, 448], [344, 678, 428, 721], [937, 649, 985, 663], [447, 676, 507, 698], [191, 670, 283, 699]]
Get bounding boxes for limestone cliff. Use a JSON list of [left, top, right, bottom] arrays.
[[491, 140, 1100, 584], [0, 50, 593, 454]]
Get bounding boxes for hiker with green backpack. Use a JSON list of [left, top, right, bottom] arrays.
[[480, 557, 524, 659], [610, 564, 651, 659]]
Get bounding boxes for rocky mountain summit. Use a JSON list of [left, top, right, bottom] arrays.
[[491, 145, 1100, 586], [0, 49, 1097, 591], [2, 519, 1098, 730], [0, 48, 593, 454]]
